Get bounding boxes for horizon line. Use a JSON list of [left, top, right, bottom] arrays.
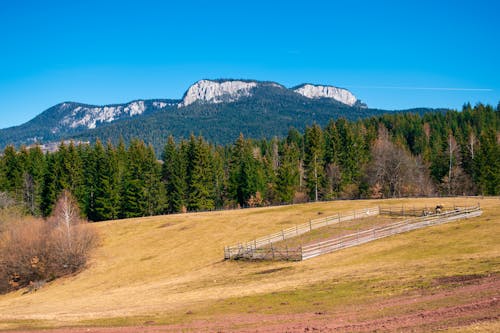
[[346, 86, 493, 92]]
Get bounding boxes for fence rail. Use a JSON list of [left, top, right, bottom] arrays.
[[301, 205, 482, 260], [224, 207, 379, 260], [224, 205, 482, 261]]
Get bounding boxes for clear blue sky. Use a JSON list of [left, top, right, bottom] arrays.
[[1, 0, 499, 129]]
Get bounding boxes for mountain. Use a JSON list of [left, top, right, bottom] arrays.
[[179, 79, 265, 107], [0, 79, 444, 152], [0, 99, 178, 148], [178, 79, 364, 108]]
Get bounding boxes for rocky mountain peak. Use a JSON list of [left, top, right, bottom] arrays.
[[58, 100, 147, 131], [293, 84, 357, 106], [179, 79, 259, 107]]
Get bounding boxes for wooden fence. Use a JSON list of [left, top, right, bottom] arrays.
[[224, 205, 482, 261], [379, 206, 429, 217], [301, 205, 482, 260], [224, 207, 379, 260]]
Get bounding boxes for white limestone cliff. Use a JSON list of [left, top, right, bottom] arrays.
[[60, 100, 146, 130], [293, 84, 357, 106], [179, 80, 258, 107]]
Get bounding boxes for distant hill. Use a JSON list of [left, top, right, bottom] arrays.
[[0, 79, 447, 151]]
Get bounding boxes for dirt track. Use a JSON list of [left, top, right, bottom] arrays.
[[7, 274, 499, 332]]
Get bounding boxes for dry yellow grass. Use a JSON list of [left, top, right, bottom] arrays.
[[0, 197, 498, 330]]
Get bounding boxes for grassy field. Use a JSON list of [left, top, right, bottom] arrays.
[[0, 197, 498, 331]]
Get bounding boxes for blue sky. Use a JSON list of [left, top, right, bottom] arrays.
[[1, 0, 499, 128]]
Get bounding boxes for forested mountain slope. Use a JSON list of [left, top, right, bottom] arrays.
[[0, 79, 445, 152]]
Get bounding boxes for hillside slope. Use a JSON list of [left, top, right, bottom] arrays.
[[0, 197, 498, 331], [0, 99, 178, 149]]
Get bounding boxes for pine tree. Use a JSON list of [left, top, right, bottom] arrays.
[[304, 124, 325, 201], [229, 134, 261, 207], [82, 143, 97, 219], [186, 135, 215, 211], [86, 140, 121, 221], [0, 146, 24, 201], [22, 146, 46, 215], [474, 129, 500, 195], [52, 142, 85, 207], [261, 138, 279, 204], [212, 146, 229, 209], [324, 120, 342, 197], [276, 142, 300, 203], [120, 139, 148, 218], [336, 119, 368, 197], [162, 136, 187, 213], [143, 143, 164, 216], [40, 154, 57, 216]]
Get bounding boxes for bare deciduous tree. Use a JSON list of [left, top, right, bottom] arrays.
[[367, 125, 434, 198], [50, 190, 82, 252], [0, 190, 98, 294]]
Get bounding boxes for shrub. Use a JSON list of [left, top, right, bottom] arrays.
[[0, 190, 98, 294]]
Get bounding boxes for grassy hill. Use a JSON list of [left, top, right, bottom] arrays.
[[0, 197, 498, 332]]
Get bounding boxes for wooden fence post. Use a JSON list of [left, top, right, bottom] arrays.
[[309, 220, 312, 231]]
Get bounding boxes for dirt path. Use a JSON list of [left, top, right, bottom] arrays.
[[6, 274, 499, 333]]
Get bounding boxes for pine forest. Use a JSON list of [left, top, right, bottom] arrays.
[[0, 103, 498, 222]]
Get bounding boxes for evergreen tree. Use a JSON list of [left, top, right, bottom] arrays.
[[120, 139, 148, 218], [474, 129, 500, 195], [229, 134, 262, 207], [0, 146, 23, 201], [144, 143, 164, 216], [40, 153, 57, 216], [336, 119, 368, 197], [324, 120, 342, 197], [304, 124, 325, 201], [87, 140, 121, 221], [212, 146, 229, 208], [82, 143, 97, 219], [162, 135, 187, 213], [261, 138, 279, 204], [22, 146, 45, 215], [52, 142, 85, 207], [186, 135, 215, 211], [276, 142, 300, 203]]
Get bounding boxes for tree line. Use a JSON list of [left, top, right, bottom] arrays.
[[0, 103, 498, 221]]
